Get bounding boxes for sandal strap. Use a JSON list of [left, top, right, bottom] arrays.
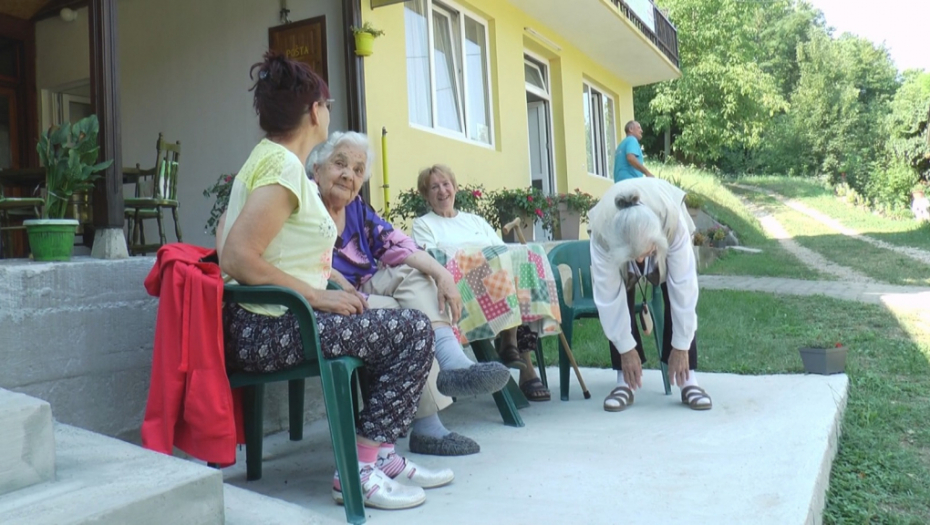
[[606, 386, 634, 403], [680, 385, 712, 405]]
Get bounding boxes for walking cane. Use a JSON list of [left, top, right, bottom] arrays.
[[502, 218, 592, 399]]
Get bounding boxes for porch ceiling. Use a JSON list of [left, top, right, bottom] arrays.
[[0, 0, 50, 20], [506, 0, 681, 87]]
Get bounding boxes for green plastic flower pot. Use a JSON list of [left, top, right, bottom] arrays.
[[23, 219, 79, 262], [354, 32, 374, 56]]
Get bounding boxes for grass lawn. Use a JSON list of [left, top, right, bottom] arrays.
[[652, 165, 829, 280], [741, 176, 930, 253], [733, 187, 930, 286], [538, 290, 930, 524]]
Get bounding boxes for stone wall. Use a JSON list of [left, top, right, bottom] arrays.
[[0, 257, 325, 444]]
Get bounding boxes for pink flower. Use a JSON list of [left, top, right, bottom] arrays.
[[535, 208, 543, 218], [527, 195, 534, 202], [546, 197, 553, 205], [223, 175, 233, 183], [472, 190, 483, 198], [835, 342, 843, 348]]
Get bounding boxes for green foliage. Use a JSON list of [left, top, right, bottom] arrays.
[[484, 187, 558, 232], [202, 173, 235, 235], [382, 184, 489, 225], [351, 22, 384, 37], [36, 115, 113, 219], [556, 188, 597, 216], [886, 69, 930, 179], [684, 192, 704, 209]]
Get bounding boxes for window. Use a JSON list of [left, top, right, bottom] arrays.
[[583, 81, 617, 178], [405, 0, 492, 145]]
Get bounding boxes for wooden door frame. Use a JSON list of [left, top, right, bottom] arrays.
[[0, 14, 38, 168]]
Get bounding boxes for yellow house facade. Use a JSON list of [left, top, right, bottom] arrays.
[[359, 0, 681, 225]]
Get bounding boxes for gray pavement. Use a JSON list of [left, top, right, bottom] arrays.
[[223, 368, 848, 525], [699, 274, 930, 308]]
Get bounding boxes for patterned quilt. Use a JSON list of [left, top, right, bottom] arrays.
[[426, 244, 562, 344]]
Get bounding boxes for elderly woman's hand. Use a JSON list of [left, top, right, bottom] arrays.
[[309, 289, 366, 316], [436, 273, 463, 324], [668, 349, 690, 386]]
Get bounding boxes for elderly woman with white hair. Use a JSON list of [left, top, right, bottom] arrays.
[[307, 131, 511, 457], [588, 177, 713, 412]]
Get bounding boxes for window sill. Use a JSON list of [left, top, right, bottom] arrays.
[[409, 123, 495, 150]]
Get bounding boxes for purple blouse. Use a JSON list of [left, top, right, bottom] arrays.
[[332, 197, 420, 288]]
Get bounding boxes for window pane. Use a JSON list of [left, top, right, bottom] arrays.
[[465, 17, 490, 144], [583, 85, 594, 173], [604, 96, 617, 177], [432, 10, 462, 133], [405, 0, 432, 127], [524, 62, 545, 92]]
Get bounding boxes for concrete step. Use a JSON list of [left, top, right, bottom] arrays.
[[0, 424, 224, 525], [0, 389, 54, 497], [224, 484, 341, 525]]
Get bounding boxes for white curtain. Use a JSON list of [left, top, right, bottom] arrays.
[[465, 18, 490, 144], [432, 11, 462, 133], [604, 96, 617, 175], [405, 0, 432, 127]]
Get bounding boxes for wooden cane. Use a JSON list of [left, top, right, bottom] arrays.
[[502, 217, 591, 399]]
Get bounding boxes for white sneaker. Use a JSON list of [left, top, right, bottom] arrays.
[[332, 466, 426, 510], [391, 458, 454, 489]]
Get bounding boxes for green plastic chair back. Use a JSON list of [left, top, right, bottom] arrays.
[[223, 284, 367, 524], [546, 240, 670, 400]]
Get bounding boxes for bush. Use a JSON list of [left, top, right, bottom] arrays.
[[383, 184, 489, 225]]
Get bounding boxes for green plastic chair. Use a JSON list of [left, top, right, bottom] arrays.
[[546, 240, 670, 401], [223, 284, 366, 525]]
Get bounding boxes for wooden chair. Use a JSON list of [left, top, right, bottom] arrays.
[[223, 283, 367, 524], [546, 240, 670, 400], [125, 133, 182, 255], [0, 185, 44, 258]]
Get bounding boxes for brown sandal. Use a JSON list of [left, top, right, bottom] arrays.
[[498, 345, 526, 370], [681, 385, 713, 411], [603, 386, 634, 412]]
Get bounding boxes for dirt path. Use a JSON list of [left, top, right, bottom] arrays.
[[732, 183, 930, 267], [729, 190, 876, 283]]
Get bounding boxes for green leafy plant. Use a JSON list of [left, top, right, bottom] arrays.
[[36, 115, 113, 219], [706, 226, 727, 242], [557, 188, 597, 217], [684, 192, 704, 209], [382, 184, 488, 225], [692, 231, 707, 246], [485, 187, 558, 232], [351, 21, 385, 37], [203, 173, 235, 235]]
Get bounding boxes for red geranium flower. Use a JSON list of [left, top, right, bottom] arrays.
[[472, 190, 483, 198], [527, 195, 534, 202], [535, 208, 543, 217], [835, 342, 843, 348], [546, 197, 553, 205]]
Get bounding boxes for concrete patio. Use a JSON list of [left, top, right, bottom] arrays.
[[223, 367, 849, 525]]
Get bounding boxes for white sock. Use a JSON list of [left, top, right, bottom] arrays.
[[434, 326, 474, 370], [604, 372, 633, 409], [680, 370, 710, 406], [411, 413, 451, 439]]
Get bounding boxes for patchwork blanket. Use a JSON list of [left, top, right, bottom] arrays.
[[426, 244, 562, 344]]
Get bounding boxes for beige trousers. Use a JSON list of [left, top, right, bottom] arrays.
[[362, 264, 453, 418]]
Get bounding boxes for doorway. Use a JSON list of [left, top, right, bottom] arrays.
[[524, 54, 555, 240]]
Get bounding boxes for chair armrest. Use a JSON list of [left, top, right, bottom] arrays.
[[326, 280, 343, 291], [223, 284, 322, 364]]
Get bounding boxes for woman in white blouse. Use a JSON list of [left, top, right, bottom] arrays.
[[587, 177, 712, 413], [411, 165, 551, 402]]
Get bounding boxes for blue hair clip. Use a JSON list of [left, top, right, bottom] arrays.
[[259, 70, 268, 80]]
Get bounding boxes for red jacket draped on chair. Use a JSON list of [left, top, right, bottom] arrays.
[[141, 243, 242, 464]]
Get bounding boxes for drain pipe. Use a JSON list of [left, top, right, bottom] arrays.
[[381, 127, 390, 214]]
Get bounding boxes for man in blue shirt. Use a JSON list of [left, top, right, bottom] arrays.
[[613, 120, 654, 182]]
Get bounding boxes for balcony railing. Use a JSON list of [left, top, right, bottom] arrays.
[[610, 0, 680, 69]]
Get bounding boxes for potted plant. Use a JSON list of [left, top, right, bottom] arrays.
[[486, 187, 557, 242], [555, 189, 597, 240], [203, 173, 236, 235], [27, 115, 113, 261], [684, 192, 703, 219], [708, 226, 727, 248], [799, 342, 847, 375], [351, 22, 384, 57]]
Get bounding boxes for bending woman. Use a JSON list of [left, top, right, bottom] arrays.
[[217, 52, 450, 511]]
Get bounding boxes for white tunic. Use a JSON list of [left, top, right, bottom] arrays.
[[411, 211, 504, 248]]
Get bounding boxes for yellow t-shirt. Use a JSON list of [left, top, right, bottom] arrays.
[[220, 139, 337, 317]]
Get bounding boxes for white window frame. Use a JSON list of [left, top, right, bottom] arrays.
[[405, 0, 494, 147], [583, 80, 617, 179]]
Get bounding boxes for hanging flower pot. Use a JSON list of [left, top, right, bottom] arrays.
[[351, 22, 384, 57]]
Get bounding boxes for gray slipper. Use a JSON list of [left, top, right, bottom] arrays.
[[437, 362, 511, 397], [409, 432, 480, 456]]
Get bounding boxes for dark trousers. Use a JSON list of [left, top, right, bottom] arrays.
[[608, 282, 698, 371]]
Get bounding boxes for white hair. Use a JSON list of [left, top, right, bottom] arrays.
[[601, 194, 668, 266], [306, 131, 374, 182]]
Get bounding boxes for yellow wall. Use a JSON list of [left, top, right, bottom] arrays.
[[361, 0, 637, 218]]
